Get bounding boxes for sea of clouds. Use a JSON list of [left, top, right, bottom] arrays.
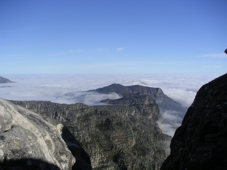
[[0, 74, 215, 106], [0, 74, 217, 136]]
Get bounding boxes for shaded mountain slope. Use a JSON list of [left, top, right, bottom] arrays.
[[161, 74, 227, 170]]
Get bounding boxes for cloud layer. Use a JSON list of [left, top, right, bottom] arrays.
[[0, 74, 217, 136], [0, 74, 215, 106]]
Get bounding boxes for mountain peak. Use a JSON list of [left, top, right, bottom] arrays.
[[92, 83, 164, 99], [0, 76, 13, 83]]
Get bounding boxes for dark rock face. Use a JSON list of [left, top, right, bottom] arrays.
[[0, 77, 13, 83], [14, 88, 171, 169], [60, 126, 92, 170], [161, 74, 227, 170]]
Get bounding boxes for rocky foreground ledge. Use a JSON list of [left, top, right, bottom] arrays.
[[0, 99, 75, 170]]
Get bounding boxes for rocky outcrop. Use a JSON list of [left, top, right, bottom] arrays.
[[0, 77, 13, 83], [0, 98, 75, 170], [14, 91, 171, 169], [92, 84, 187, 136], [91, 84, 164, 98], [161, 74, 227, 170]]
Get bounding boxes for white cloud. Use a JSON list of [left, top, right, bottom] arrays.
[[157, 110, 182, 136], [116, 47, 125, 52], [59, 92, 121, 105], [49, 49, 84, 57], [131, 75, 214, 107], [201, 53, 227, 58], [0, 75, 126, 105]]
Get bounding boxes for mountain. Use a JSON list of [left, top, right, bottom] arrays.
[[92, 83, 186, 115], [0, 76, 13, 83], [13, 86, 172, 169], [91, 84, 187, 136], [0, 98, 75, 170], [161, 74, 227, 170]]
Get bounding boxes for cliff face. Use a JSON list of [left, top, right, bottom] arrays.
[[14, 88, 172, 169], [161, 74, 227, 170], [92, 84, 187, 136], [0, 99, 75, 170], [93, 84, 186, 114]]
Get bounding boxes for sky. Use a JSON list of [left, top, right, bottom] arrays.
[[0, 0, 227, 75]]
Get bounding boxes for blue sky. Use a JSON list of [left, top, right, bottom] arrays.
[[0, 0, 227, 75]]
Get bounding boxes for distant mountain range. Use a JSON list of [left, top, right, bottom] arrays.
[[0, 76, 13, 83]]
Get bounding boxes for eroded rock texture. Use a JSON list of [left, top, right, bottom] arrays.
[[0, 99, 75, 170], [161, 74, 227, 170]]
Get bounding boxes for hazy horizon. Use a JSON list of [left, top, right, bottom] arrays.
[[0, 73, 217, 106]]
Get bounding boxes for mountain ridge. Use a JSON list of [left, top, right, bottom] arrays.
[[0, 76, 13, 83]]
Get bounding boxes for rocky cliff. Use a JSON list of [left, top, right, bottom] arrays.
[[13, 85, 172, 170], [92, 84, 187, 136], [161, 74, 227, 170], [0, 98, 75, 170]]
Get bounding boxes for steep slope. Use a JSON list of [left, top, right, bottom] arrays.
[[161, 74, 227, 170], [14, 94, 171, 169], [0, 98, 75, 170], [0, 76, 13, 83], [91, 84, 187, 136]]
